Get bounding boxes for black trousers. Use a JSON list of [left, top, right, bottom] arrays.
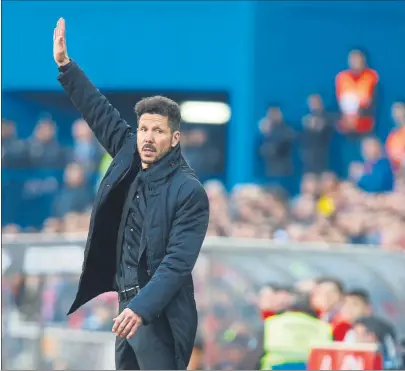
[[115, 298, 177, 370]]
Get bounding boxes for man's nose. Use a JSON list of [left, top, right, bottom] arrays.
[[144, 132, 154, 142]]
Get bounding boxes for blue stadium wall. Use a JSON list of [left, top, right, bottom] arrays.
[[3, 1, 405, 187]]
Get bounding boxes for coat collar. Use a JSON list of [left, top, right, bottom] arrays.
[[139, 144, 184, 184]]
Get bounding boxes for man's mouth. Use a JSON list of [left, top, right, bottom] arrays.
[[142, 145, 156, 153]]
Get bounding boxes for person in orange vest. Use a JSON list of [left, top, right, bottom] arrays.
[[335, 50, 379, 177], [336, 49, 379, 135], [386, 102, 405, 173]]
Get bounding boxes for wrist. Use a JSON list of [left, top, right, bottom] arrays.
[[57, 58, 71, 67]]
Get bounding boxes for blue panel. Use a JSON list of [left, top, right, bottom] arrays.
[[2, 0, 254, 91]]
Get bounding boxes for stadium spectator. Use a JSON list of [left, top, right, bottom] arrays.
[[260, 299, 332, 370], [1, 119, 29, 168], [336, 49, 379, 176], [340, 289, 373, 342], [258, 283, 295, 320], [311, 277, 351, 341], [350, 136, 394, 193], [182, 128, 222, 176], [258, 106, 295, 193], [386, 102, 405, 172], [53, 162, 94, 218], [27, 118, 67, 169], [300, 94, 334, 174], [70, 118, 103, 176], [353, 316, 401, 370]]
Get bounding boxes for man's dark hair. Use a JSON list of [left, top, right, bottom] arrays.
[[316, 277, 344, 294], [346, 289, 370, 305], [134, 95, 181, 132]]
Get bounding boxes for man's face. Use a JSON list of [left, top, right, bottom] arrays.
[[362, 138, 381, 162], [64, 163, 85, 187], [267, 107, 283, 123], [353, 324, 377, 343], [258, 287, 275, 311], [348, 51, 366, 72], [137, 113, 180, 168], [35, 121, 56, 143], [392, 103, 405, 126], [73, 120, 93, 142], [308, 95, 323, 112], [1, 121, 16, 139], [312, 282, 342, 312], [301, 175, 318, 196], [340, 296, 371, 324]]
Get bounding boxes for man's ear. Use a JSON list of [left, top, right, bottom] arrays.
[[171, 131, 180, 147]]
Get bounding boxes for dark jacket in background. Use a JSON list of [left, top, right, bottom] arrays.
[[2, 137, 30, 168], [260, 122, 295, 176], [357, 157, 394, 193], [58, 61, 209, 370], [53, 185, 94, 217], [27, 139, 67, 169], [300, 111, 334, 174]]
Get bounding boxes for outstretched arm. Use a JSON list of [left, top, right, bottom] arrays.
[[54, 18, 132, 157]]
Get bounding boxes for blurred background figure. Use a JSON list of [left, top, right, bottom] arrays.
[[336, 49, 379, 176], [27, 118, 67, 169], [259, 106, 295, 194], [2, 1, 405, 370], [53, 162, 94, 218], [352, 316, 401, 370], [340, 289, 373, 342], [350, 136, 394, 193], [300, 94, 334, 175], [386, 102, 405, 174], [1, 119, 29, 168], [70, 119, 103, 177]]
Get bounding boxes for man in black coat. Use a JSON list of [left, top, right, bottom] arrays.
[[53, 18, 210, 370]]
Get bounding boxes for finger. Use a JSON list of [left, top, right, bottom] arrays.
[[120, 319, 136, 338], [126, 319, 142, 339], [59, 18, 66, 36], [112, 314, 124, 332], [116, 317, 131, 336]]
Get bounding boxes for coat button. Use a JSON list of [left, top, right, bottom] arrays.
[[106, 184, 110, 187]]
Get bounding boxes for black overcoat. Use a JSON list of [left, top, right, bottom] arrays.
[[58, 61, 209, 369]]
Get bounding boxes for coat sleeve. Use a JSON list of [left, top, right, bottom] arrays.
[[57, 61, 133, 157], [127, 181, 209, 324]]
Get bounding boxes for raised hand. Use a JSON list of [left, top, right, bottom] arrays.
[[53, 18, 70, 67]]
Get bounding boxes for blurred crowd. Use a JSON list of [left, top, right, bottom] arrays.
[[206, 167, 405, 249], [190, 276, 404, 370], [2, 51, 405, 249], [3, 265, 404, 370]]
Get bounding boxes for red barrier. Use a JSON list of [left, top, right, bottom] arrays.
[[308, 342, 383, 370]]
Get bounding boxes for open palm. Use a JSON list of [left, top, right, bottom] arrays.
[[53, 18, 69, 66]]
